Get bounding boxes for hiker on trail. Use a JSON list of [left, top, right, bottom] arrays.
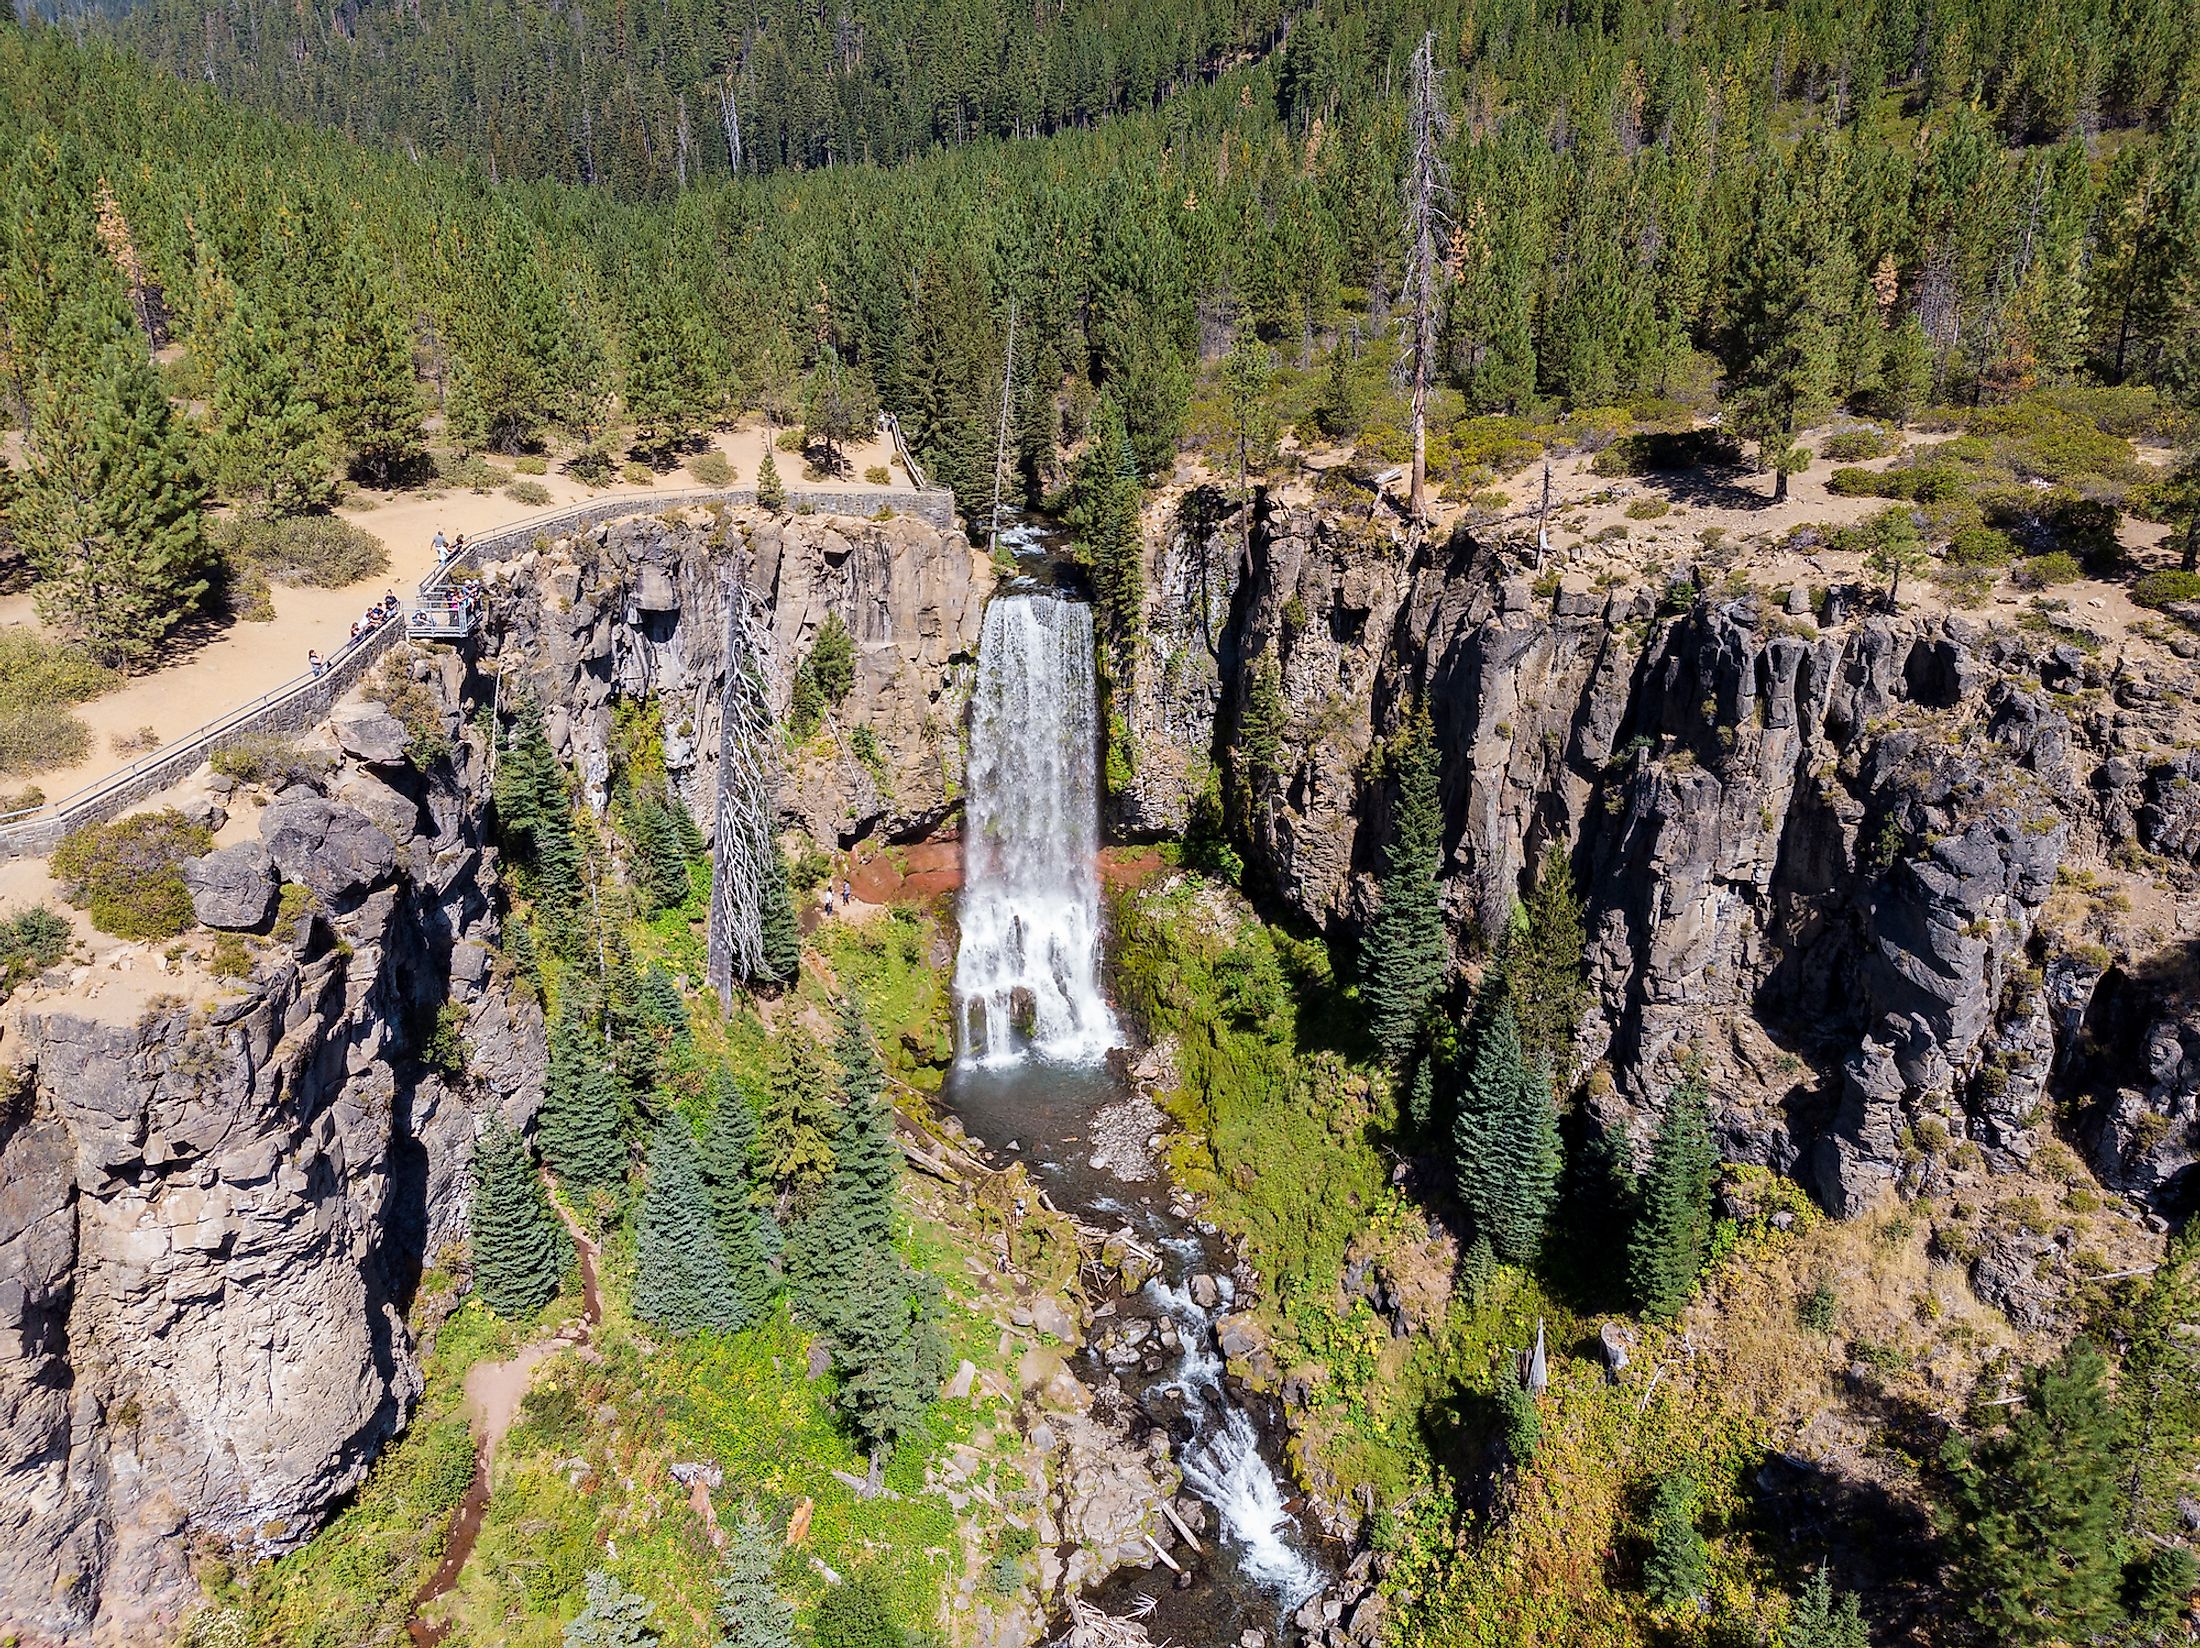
[[349, 621, 362, 643], [842, 876, 853, 908], [432, 528, 449, 563], [308, 650, 324, 678]]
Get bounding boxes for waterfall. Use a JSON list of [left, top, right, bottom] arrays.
[[954, 593, 1118, 1066]]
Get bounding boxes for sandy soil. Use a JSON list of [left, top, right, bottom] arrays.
[[0, 423, 907, 811]]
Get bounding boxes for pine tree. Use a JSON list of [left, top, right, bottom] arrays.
[[698, 1076, 774, 1324], [21, 338, 210, 670], [1505, 845, 1587, 1085], [629, 795, 694, 910], [623, 277, 712, 459], [801, 343, 879, 477], [762, 1028, 837, 1204], [1643, 1476, 1708, 1609], [208, 288, 334, 516], [1879, 317, 1936, 428], [832, 997, 897, 1250], [1786, 1566, 1868, 1648], [714, 1513, 796, 1648], [634, 1116, 743, 1334], [757, 843, 801, 985], [1942, 1337, 2128, 1645], [1360, 709, 1446, 1064], [811, 1573, 908, 1648], [1067, 395, 1144, 666], [322, 238, 424, 486], [469, 1119, 565, 1317], [784, 1166, 863, 1340], [1315, 338, 1362, 439], [565, 1568, 658, 1648], [756, 450, 786, 511], [1627, 1070, 1717, 1321], [2115, 1228, 2200, 1539], [540, 1001, 628, 1190], [1452, 1001, 1560, 1264], [638, 963, 690, 1042]]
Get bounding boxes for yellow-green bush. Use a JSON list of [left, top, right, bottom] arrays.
[[51, 809, 213, 940]]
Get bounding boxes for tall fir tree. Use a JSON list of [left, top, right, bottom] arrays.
[[2115, 1227, 2200, 1537], [322, 238, 424, 486], [1626, 1070, 1717, 1321], [698, 1075, 774, 1324], [21, 336, 210, 670], [633, 1116, 744, 1335], [784, 1163, 863, 1341], [757, 843, 801, 985], [1361, 708, 1446, 1065], [761, 1028, 838, 1205], [714, 1513, 796, 1648], [832, 997, 897, 1251], [208, 287, 333, 516], [831, 1246, 949, 1469], [755, 450, 786, 511], [1452, 1001, 1560, 1264], [1505, 845, 1587, 1086], [469, 1118, 565, 1317], [539, 999, 628, 1190], [1941, 1337, 2128, 1645]]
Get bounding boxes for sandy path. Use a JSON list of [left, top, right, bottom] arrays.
[[1, 424, 906, 809]]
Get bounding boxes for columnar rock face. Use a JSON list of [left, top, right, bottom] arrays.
[[482, 505, 990, 846], [0, 655, 543, 1647], [1118, 493, 2200, 1217]]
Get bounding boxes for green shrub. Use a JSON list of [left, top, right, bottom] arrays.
[[621, 462, 653, 486], [0, 628, 122, 741], [513, 454, 549, 475], [1624, 497, 1669, 520], [0, 703, 91, 776], [210, 734, 320, 788], [432, 451, 512, 492], [1970, 399, 2139, 484], [1820, 426, 1899, 462], [1591, 428, 1741, 477], [687, 449, 735, 487], [1945, 526, 2016, 568], [503, 480, 552, 507], [51, 810, 213, 940], [863, 463, 892, 486], [1826, 466, 1885, 497], [208, 930, 254, 978], [2133, 571, 2200, 609], [0, 902, 71, 997], [212, 514, 390, 588], [2013, 551, 2083, 588]]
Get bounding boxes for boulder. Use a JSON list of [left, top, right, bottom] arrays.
[[260, 799, 398, 905], [183, 841, 278, 931], [328, 703, 411, 766]]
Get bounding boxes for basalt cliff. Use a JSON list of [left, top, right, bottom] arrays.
[[1120, 483, 2200, 1233]]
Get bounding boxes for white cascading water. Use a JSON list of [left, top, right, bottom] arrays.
[[1145, 1264, 1324, 1606], [954, 594, 1119, 1065]]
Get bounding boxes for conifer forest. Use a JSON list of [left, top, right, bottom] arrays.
[[4, 2, 2200, 1648]]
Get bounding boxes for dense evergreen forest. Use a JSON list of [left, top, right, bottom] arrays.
[[5, 0, 2200, 649]]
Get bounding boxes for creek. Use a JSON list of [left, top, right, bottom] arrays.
[[945, 584, 1336, 1645]]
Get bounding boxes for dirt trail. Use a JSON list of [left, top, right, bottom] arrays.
[[406, 1183, 602, 1648]]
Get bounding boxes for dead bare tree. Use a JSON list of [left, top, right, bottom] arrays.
[[1398, 30, 1451, 532]]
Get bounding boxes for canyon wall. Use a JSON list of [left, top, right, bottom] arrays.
[[1118, 485, 2200, 1221], [481, 503, 990, 847]]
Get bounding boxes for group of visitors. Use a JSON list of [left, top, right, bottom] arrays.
[[414, 579, 484, 631], [301, 528, 487, 683], [818, 870, 858, 915]]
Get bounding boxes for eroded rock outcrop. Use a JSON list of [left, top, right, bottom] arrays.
[[0, 655, 542, 1647]]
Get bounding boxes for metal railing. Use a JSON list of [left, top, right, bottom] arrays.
[[0, 478, 956, 859]]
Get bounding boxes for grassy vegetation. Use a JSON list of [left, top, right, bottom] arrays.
[[0, 902, 71, 999]]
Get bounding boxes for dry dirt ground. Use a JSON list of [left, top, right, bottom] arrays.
[[0, 422, 905, 809]]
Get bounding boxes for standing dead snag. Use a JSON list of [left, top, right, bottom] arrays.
[[1399, 30, 1451, 533]]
